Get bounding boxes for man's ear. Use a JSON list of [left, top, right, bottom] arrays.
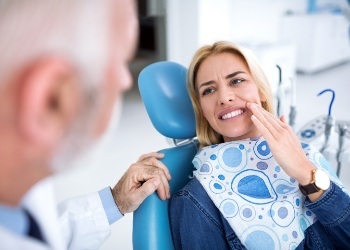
[[17, 57, 80, 148]]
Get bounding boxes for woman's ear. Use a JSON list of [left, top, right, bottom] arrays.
[[17, 57, 80, 148]]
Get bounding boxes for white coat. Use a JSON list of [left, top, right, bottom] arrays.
[[0, 178, 111, 250]]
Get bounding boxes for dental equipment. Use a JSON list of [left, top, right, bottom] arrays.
[[336, 123, 347, 176], [276, 65, 284, 117], [289, 77, 297, 130], [317, 89, 335, 153], [295, 88, 350, 178]]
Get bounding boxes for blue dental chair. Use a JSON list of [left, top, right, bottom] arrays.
[[132, 61, 198, 250]]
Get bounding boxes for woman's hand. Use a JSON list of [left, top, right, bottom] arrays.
[[246, 102, 315, 185]]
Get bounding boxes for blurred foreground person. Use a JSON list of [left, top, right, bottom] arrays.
[[0, 0, 171, 249]]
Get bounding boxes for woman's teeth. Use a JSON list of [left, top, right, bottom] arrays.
[[221, 109, 243, 120]]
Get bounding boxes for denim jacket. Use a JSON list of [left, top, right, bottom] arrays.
[[169, 177, 350, 250]]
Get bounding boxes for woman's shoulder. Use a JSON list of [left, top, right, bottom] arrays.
[[171, 177, 204, 199], [170, 177, 221, 213]]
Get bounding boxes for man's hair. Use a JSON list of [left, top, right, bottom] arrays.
[[0, 0, 110, 89], [0, 0, 115, 170], [187, 41, 275, 147]]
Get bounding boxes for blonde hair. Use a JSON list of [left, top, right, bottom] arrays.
[[187, 41, 275, 147]]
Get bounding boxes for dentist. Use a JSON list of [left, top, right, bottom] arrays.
[[0, 0, 170, 249]]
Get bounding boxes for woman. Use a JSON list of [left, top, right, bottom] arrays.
[[169, 41, 350, 249]]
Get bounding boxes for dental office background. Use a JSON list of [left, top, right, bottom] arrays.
[[52, 0, 350, 249]]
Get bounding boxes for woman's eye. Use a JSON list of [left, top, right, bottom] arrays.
[[230, 78, 245, 85], [202, 88, 214, 96]]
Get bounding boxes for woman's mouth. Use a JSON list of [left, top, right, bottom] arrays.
[[221, 109, 244, 120]]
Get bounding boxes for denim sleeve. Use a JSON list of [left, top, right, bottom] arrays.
[[305, 181, 350, 247], [98, 187, 123, 225]]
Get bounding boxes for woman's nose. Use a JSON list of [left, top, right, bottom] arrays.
[[218, 88, 235, 105]]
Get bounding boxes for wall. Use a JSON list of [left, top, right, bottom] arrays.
[[165, 0, 307, 67], [165, 0, 349, 95], [165, 0, 309, 95]]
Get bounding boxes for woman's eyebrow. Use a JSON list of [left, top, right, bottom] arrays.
[[225, 71, 245, 79], [198, 80, 214, 90], [198, 71, 246, 90]]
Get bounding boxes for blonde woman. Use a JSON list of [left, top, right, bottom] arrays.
[[169, 41, 350, 249]]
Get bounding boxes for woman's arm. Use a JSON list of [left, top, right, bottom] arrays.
[[169, 178, 239, 250], [305, 182, 350, 248], [247, 102, 327, 201], [247, 102, 350, 247]]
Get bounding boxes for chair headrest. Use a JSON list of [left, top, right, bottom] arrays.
[[138, 61, 196, 139]]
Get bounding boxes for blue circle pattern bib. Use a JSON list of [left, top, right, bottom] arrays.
[[193, 137, 343, 250]]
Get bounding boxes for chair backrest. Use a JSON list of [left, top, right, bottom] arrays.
[[132, 61, 198, 250]]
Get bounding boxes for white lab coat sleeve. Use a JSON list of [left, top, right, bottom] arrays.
[[57, 192, 111, 250]]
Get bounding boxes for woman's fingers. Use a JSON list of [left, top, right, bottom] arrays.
[[247, 102, 290, 140], [247, 103, 278, 140]]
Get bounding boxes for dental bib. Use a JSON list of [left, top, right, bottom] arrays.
[[193, 137, 341, 250]]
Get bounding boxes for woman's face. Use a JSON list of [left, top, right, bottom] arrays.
[[195, 52, 265, 142]]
